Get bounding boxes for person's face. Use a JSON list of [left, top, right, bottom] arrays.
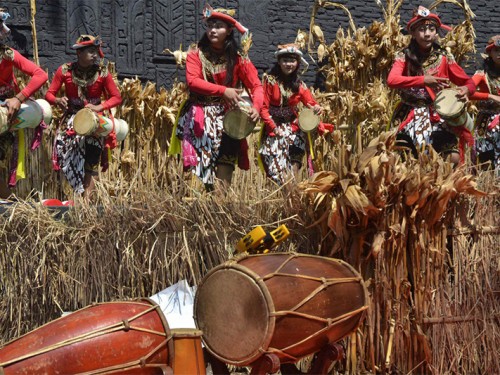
[[205, 19, 231, 48], [489, 46, 500, 68], [411, 23, 437, 51], [278, 56, 299, 76], [77, 46, 99, 67]]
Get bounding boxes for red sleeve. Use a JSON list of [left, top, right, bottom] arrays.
[[260, 76, 277, 134], [238, 58, 263, 112], [469, 73, 490, 100], [387, 58, 425, 89], [45, 66, 64, 104], [101, 74, 122, 110], [299, 85, 317, 106], [447, 59, 476, 96], [185, 51, 226, 96], [12, 49, 48, 98]]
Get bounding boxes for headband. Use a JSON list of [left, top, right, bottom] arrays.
[[485, 35, 500, 53], [275, 43, 309, 73], [72, 35, 104, 58], [407, 6, 451, 32], [202, 4, 248, 35]]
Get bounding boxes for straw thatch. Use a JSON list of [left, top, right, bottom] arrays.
[[1, 1, 499, 374]]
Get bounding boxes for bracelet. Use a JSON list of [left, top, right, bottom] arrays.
[[13, 96, 23, 104]]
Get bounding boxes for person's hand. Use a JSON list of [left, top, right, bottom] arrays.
[[424, 75, 450, 91], [56, 96, 69, 111], [2, 96, 22, 125], [455, 86, 469, 101], [247, 106, 260, 123], [85, 103, 104, 113], [489, 94, 500, 104], [308, 103, 323, 115], [223, 88, 243, 108]]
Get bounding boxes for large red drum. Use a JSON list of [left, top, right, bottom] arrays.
[[0, 299, 173, 374], [194, 252, 368, 366]]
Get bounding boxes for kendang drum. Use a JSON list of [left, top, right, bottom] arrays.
[[434, 88, 473, 131], [0, 99, 53, 134], [170, 328, 205, 375], [0, 299, 174, 374], [298, 107, 320, 132], [223, 90, 256, 140], [73, 108, 129, 142], [194, 252, 368, 366]]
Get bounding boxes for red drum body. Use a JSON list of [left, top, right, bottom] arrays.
[[0, 299, 173, 374], [194, 252, 368, 366]]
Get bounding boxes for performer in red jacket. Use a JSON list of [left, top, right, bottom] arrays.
[[0, 9, 48, 198], [387, 6, 475, 163], [173, 4, 263, 190], [259, 44, 325, 185], [469, 35, 500, 171], [46, 35, 122, 197]]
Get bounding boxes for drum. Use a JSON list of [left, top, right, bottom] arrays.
[[194, 252, 368, 366], [0, 299, 174, 374], [298, 108, 320, 132], [223, 90, 256, 140], [0, 99, 53, 134], [73, 108, 129, 142], [170, 329, 205, 375], [434, 88, 473, 131]]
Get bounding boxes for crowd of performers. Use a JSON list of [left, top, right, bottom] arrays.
[[0, 5, 499, 199]]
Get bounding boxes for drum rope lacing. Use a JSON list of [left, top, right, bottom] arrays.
[[0, 303, 169, 369]]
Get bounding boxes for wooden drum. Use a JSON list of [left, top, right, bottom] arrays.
[[298, 108, 320, 132], [0, 299, 173, 374], [170, 328, 205, 375], [194, 252, 368, 366], [0, 99, 53, 135], [434, 88, 473, 131], [223, 90, 256, 140], [73, 108, 129, 142]]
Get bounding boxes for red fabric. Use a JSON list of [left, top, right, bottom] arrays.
[[0, 49, 47, 98], [261, 76, 318, 134], [387, 54, 476, 95], [205, 12, 247, 34], [470, 72, 499, 100], [237, 138, 250, 170], [185, 50, 263, 112], [318, 122, 334, 135], [45, 63, 122, 110]]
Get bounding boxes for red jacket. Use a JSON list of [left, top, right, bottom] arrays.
[[470, 71, 499, 99], [261, 74, 317, 134], [185, 49, 263, 112], [387, 50, 475, 97], [0, 47, 47, 98], [45, 62, 122, 110]]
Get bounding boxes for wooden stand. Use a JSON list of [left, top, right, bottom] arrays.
[[280, 343, 345, 375], [249, 353, 281, 375]]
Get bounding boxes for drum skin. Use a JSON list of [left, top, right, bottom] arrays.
[[0, 299, 173, 375], [434, 88, 472, 129], [223, 109, 256, 140], [298, 108, 320, 132], [194, 252, 368, 366]]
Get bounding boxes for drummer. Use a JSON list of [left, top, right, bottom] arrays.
[[469, 35, 500, 171], [258, 43, 325, 185], [171, 4, 262, 191], [0, 9, 48, 198], [45, 35, 122, 197], [387, 6, 475, 164]]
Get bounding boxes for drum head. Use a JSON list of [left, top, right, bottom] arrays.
[[298, 108, 320, 132], [73, 109, 97, 136], [194, 267, 273, 365], [223, 109, 256, 140], [434, 89, 464, 119]]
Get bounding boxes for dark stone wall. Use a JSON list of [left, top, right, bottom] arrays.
[[2, 0, 499, 88]]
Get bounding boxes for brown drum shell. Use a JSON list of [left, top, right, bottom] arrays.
[[194, 252, 368, 366], [0, 299, 173, 375]]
